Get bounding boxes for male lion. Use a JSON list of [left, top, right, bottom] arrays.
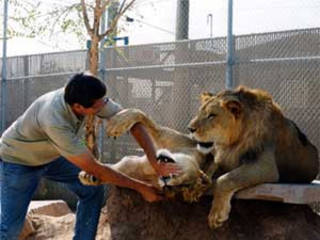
[[188, 85, 319, 229], [79, 108, 212, 202]]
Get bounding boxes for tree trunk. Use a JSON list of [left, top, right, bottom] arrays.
[[89, 36, 100, 75], [86, 36, 100, 157], [106, 186, 320, 240]]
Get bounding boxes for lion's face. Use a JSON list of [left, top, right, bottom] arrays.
[[188, 92, 243, 147]]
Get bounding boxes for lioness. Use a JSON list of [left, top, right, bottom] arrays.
[[79, 108, 212, 201], [188, 85, 319, 229]]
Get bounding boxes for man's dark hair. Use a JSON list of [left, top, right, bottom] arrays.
[[64, 72, 106, 108]]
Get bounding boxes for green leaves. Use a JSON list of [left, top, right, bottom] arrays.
[[5, 0, 87, 47], [4, 0, 135, 51]]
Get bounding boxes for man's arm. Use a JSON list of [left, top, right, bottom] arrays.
[[130, 123, 181, 176], [98, 99, 179, 176], [67, 152, 162, 202]]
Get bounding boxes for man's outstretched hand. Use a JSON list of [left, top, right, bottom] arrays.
[[156, 162, 182, 177]]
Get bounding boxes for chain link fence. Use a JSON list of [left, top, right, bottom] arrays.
[[1, 28, 319, 161], [99, 28, 320, 162], [0, 28, 319, 205], [234, 28, 320, 152]]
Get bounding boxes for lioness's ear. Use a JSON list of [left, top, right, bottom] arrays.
[[201, 92, 214, 104], [225, 100, 242, 118]]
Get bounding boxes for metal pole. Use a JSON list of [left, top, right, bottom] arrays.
[[207, 13, 213, 38], [1, 0, 8, 133], [175, 0, 189, 40], [226, 0, 234, 89]]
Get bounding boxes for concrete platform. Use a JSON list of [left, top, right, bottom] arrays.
[[235, 180, 320, 204]]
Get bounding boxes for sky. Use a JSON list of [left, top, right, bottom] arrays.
[[1, 0, 320, 56]]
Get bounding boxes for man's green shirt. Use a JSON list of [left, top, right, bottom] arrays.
[[0, 88, 122, 166]]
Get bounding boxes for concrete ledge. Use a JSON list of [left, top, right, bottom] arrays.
[[235, 180, 320, 204]]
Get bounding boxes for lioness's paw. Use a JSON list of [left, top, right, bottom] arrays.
[[208, 202, 231, 229], [78, 171, 101, 186], [106, 110, 139, 137], [106, 120, 131, 137]]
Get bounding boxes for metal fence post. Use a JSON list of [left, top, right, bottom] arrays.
[[176, 0, 189, 40], [226, 0, 234, 90], [1, 0, 8, 133]]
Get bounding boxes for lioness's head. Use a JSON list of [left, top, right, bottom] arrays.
[[188, 89, 246, 148]]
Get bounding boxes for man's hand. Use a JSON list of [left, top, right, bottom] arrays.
[[138, 185, 164, 202], [130, 124, 182, 177], [139, 187, 164, 202], [156, 162, 182, 177]]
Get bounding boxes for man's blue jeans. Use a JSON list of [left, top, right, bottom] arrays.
[[0, 157, 105, 240]]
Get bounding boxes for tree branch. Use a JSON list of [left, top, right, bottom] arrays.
[[119, 0, 136, 16], [99, 0, 135, 40], [81, 0, 93, 37], [93, 0, 102, 36], [118, 0, 127, 13], [101, 0, 113, 11]]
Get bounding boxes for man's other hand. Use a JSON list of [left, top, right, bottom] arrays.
[[138, 185, 164, 202]]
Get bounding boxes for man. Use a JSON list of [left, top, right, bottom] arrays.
[[0, 72, 178, 240]]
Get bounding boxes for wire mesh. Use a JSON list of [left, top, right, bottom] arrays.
[[0, 28, 319, 164], [1, 0, 319, 209], [234, 28, 320, 151]]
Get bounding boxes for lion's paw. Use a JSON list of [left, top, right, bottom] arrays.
[[208, 201, 231, 229], [78, 171, 102, 186]]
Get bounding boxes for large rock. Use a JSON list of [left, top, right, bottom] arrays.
[[96, 205, 111, 240], [19, 200, 73, 240], [20, 200, 111, 240], [106, 186, 320, 240], [28, 200, 72, 217], [19, 216, 35, 240], [19, 182, 320, 240], [26, 213, 75, 240]]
